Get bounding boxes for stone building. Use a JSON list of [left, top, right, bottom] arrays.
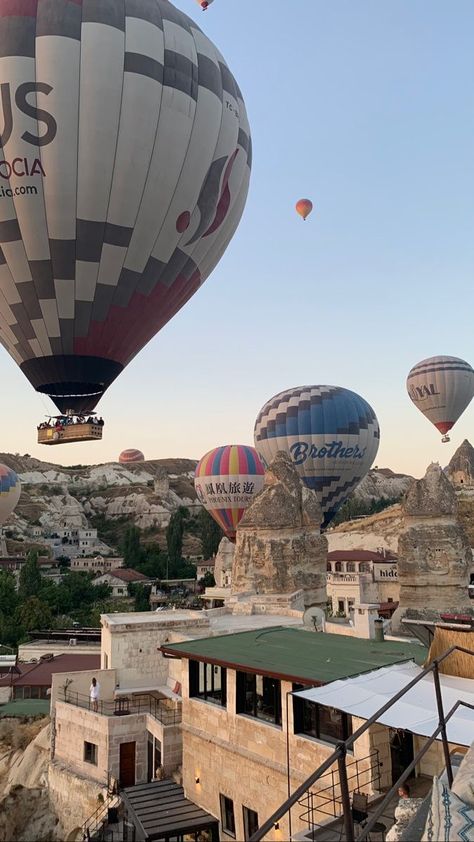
[[445, 439, 474, 488], [392, 463, 472, 633], [232, 452, 327, 610], [327, 550, 399, 617], [161, 627, 428, 841]]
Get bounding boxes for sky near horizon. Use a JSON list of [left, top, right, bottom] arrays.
[[1, 0, 473, 476]]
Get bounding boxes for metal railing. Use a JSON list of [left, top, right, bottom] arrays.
[[60, 690, 182, 726], [82, 773, 120, 841], [249, 645, 474, 841], [298, 750, 380, 828]]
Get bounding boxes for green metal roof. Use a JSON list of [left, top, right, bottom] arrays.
[[162, 627, 427, 685], [0, 699, 50, 717]]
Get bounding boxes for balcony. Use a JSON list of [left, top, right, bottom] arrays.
[[327, 573, 361, 584], [59, 690, 182, 727]]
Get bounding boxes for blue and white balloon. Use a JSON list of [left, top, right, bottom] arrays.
[[254, 385, 380, 526]]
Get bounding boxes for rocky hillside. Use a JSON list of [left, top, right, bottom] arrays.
[[351, 467, 414, 503], [2, 454, 200, 555]]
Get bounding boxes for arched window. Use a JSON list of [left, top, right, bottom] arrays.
[[346, 562, 356, 573], [359, 562, 371, 573], [335, 561, 342, 572], [327, 562, 332, 572]]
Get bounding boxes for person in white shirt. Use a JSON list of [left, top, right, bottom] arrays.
[[90, 677, 100, 712]]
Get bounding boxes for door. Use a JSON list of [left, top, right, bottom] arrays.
[[119, 742, 136, 788], [390, 729, 414, 785]]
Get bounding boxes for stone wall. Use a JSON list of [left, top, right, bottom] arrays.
[[54, 701, 109, 784], [50, 668, 117, 712], [180, 664, 385, 840], [48, 760, 105, 838]]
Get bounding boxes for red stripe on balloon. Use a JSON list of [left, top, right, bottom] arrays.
[[435, 421, 454, 434]]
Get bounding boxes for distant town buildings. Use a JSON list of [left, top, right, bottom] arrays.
[[92, 568, 152, 598], [327, 549, 399, 617]]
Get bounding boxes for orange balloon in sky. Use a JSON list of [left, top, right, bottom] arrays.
[[296, 199, 313, 220]]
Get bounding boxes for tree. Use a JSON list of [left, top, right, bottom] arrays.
[[0, 570, 18, 616], [200, 571, 216, 588], [199, 509, 223, 559], [16, 596, 52, 631], [121, 525, 145, 568], [18, 550, 42, 600], [129, 583, 151, 612], [166, 509, 186, 569]]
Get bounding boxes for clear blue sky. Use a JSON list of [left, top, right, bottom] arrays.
[[2, 0, 474, 475]]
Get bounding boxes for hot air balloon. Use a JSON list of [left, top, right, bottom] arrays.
[[0, 0, 251, 443], [406, 356, 474, 443], [295, 199, 313, 221], [195, 445, 265, 541], [0, 465, 21, 525], [254, 386, 380, 527], [119, 449, 145, 464], [196, 0, 214, 8]]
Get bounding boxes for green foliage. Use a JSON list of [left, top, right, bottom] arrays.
[[122, 524, 145, 568], [129, 583, 151, 612], [166, 508, 188, 566], [200, 571, 216, 588], [16, 596, 52, 631], [18, 550, 42, 600], [331, 495, 401, 526], [199, 508, 223, 559]]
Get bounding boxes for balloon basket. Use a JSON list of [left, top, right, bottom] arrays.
[[37, 421, 103, 445]]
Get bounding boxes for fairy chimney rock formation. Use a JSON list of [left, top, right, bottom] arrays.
[[231, 451, 327, 608], [445, 439, 474, 488], [391, 463, 472, 632], [214, 537, 234, 588]]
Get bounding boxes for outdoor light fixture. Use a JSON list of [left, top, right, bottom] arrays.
[[274, 822, 279, 830], [195, 776, 200, 784]]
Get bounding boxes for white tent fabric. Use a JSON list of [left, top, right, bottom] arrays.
[[293, 661, 474, 747]]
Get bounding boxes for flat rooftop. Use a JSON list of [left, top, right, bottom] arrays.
[[161, 626, 427, 685], [101, 609, 303, 636]]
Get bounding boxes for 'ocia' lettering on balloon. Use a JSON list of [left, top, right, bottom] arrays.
[[0, 82, 57, 148], [290, 440, 367, 465]]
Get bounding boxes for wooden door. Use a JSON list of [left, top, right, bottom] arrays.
[[119, 742, 136, 788]]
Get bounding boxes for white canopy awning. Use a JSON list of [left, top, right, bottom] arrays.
[[294, 662, 474, 747]]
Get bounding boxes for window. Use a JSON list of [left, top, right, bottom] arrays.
[[359, 562, 371, 573], [335, 561, 342, 572], [236, 672, 282, 727], [388, 597, 394, 603], [147, 732, 162, 782], [338, 600, 345, 614], [243, 806, 259, 841], [117, 587, 124, 594], [220, 794, 235, 837], [346, 561, 356, 572], [189, 660, 227, 707], [327, 562, 332, 572], [84, 741, 98, 765], [293, 698, 352, 745], [347, 599, 355, 612]]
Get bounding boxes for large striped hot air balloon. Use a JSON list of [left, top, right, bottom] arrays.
[[254, 386, 380, 527], [0, 465, 21, 525], [119, 449, 145, 464], [407, 356, 474, 443], [195, 445, 265, 541], [0, 0, 251, 416]]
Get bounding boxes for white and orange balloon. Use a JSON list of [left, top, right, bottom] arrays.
[[407, 356, 474, 442], [296, 199, 313, 221]]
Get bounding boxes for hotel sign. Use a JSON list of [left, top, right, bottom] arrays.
[[373, 562, 398, 581]]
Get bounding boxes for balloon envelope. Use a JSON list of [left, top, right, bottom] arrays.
[[406, 356, 474, 438], [119, 449, 145, 464], [0, 465, 21, 526], [0, 0, 250, 413], [296, 199, 313, 220], [195, 445, 265, 541], [254, 385, 380, 527]]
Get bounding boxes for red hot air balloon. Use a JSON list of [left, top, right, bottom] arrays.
[[119, 449, 145, 464], [295, 199, 313, 221], [195, 445, 264, 541], [197, 0, 213, 8]]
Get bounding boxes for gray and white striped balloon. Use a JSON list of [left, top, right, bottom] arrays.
[[0, 0, 251, 413]]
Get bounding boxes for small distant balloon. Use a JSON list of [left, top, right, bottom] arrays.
[[195, 445, 265, 541], [407, 356, 474, 443], [0, 465, 21, 526], [119, 449, 145, 464], [296, 199, 313, 221], [196, 0, 213, 8]]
